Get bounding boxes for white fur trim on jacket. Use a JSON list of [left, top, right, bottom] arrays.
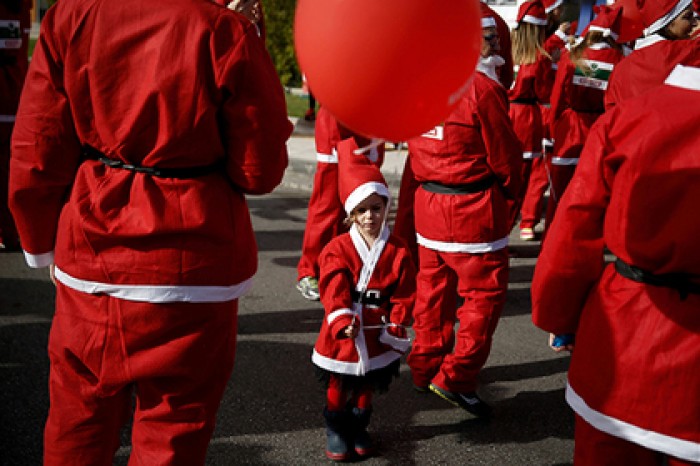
[[417, 234, 509, 253]]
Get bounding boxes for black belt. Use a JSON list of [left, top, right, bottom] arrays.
[[83, 145, 223, 179], [421, 177, 495, 195], [351, 290, 389, 307], [509, 98, 538, 105], [615, 258, 700, 300]]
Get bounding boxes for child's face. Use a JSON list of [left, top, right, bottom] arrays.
[[352, 193, 387, 239]]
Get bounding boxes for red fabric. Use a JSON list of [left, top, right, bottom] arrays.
[[392, 156, 420, 264], [10, 0, 291, 287], [481, 2, 514, 89], [574, 416, 700, 466], [313, 233, 416, 366], [542, 162, 575, 241], [327, 375, 346, 411], [532, 81, 700, 451], [0, 0, 30, 247], [297, 107, 384, 280], [408, 247, 508, 392], [605, 39, 700, 110], [519, 156, 548, 229], [45, 284, 238, 466]]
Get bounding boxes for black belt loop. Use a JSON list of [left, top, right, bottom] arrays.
[[421, 177, 495, 195], [614, 258, 700, 301], [82, 144, 223, 179]]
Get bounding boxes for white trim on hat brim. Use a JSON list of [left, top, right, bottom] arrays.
[[482, 17, 497, 28], [544, 0, 563, 14], [344, 182, 390, 214], [521, 14, 548, 26], [643, 0, 692, 36], [588, 25, 619, 40]]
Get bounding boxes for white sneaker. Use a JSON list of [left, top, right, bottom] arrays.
[[296, 276, 320, 301]]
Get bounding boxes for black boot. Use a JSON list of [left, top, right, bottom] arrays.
[[350, 406, 375, 457], [323, 407, 352, 461]]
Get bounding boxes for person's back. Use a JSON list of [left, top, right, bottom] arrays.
[[9, 1, 291, 464], [532, 64, 700, 463], [11, 0, 292, 290]]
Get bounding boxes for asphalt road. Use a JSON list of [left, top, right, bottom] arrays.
[[0, 185, 575, 466]]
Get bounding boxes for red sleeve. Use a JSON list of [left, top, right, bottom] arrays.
[[216, 16, 292, 195], [318, 239, 356, 339], [388, 246, 416, 327], [531, 110, 616, 334], [9, 8, 82, 257], [549, 55, 573, 135], [478, 84, 523, 200]]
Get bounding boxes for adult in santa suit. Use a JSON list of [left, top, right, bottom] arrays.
[[508, 0, 555, 239], [312, 145, 415, 460], [604, 0, 698, 109], [9, 0, 292, 464], [392, 0, 513, 263], [296, 107, 385, 301], [532, 63, 700, 465], [515, 0, 571, 242], [0, 0, 30, 251], [406, 12, 522, 417], [544, 5, 625, 238]]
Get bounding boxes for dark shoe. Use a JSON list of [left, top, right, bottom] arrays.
[[296, 276, 320, 301], [413, 384, 429, 393], [323, 408, 352, 461], [429, 383, 492, 418], [350, 407, 375, 457]]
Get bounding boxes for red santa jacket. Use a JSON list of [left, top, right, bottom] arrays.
[[10, 0, 292, 302], [549, 44, 624, 164], [409, 70, 522, 251], [508, 51, 555, 156], [532, 65, 700, 461], [0, 0, 30, 133], [312, 227, 416, 376], [604, 36, 700, 109]]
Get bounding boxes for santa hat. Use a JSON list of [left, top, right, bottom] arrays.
[[542, 0, 563, 14], [480, 2, 497, 28], [516, 1, 549, 27], [639, 0, 693, 36], [587, 5, 623, 40], [337, 140, 390, 215]]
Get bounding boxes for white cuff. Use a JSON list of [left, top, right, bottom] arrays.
[[23, 250, 54, 268]]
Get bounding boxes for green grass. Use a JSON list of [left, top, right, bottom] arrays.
[[285, 91, 317, 119]]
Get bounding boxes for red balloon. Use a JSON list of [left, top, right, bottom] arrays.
[[614, 0, 645, 43], [294, 0, 482, 141]]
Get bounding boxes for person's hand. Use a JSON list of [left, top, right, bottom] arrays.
[[228, 0, 262, 25], [49, 264, 56, 286], [344, 324, 359, 339], [549, 333, 574, 353], [386, 325, 407, 339]]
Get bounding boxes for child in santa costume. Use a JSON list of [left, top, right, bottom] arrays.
[[532, 63, 700, 465], [9, 0, 291, 464], [312, 143, 415, 461], [605, 0, 698, 109], [544, 5, 625, 238], [296, 106, 385, 301], [405, 12, 522, 418], [508, 0, 555, 240]]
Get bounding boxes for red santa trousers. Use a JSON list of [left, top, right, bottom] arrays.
[[296, 160, 346, 281], [407, 246, 508, 392], [519, 155, 549, 230], [44, 283, 238, 466], [392, 157, 420, 264], [574, 416, 699, 466], [542, 163, 576, 240]]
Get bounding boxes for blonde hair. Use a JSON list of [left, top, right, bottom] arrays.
[[569, 31, 623, 75], [512, 22, 549, 65]]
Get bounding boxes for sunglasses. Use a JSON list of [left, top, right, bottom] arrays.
[[483, 33, 499, 43]]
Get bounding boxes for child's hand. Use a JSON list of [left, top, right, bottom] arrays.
[[386, 325, 406, 339], [344, 324, 359, 339]]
